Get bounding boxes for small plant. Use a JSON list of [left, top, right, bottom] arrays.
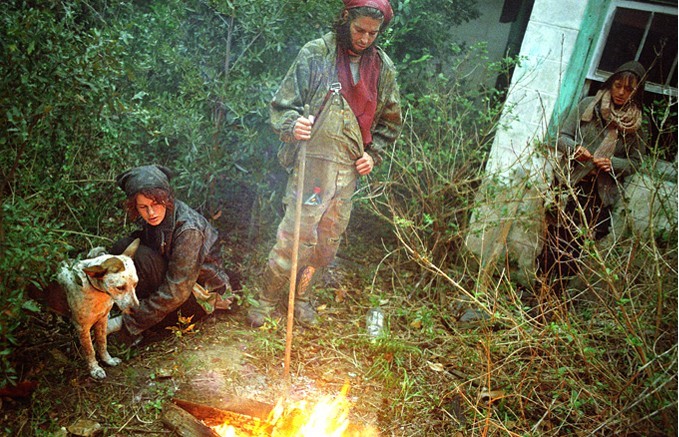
[[165, 313, 197, 338]]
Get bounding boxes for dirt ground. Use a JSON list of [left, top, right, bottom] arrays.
[[1, 198, 418, 436], [3, 259, 401, 436]]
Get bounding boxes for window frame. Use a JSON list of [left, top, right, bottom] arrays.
[[587, 0, 677, 97]]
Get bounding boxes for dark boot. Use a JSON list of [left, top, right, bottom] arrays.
[[246, 295, 278, 328], [294, 266, 318, 326], [246, 267, 287, 328]]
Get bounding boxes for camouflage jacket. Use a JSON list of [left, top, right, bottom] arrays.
[[270, 32, 402, 166]]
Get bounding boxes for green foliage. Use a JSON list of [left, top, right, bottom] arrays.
[[0, 199, 73, 388], [0, 0, 342, 388], [367, 44, 516, 298], [387, 0, 480, 97]]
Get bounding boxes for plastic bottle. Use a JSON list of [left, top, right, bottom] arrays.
[[366, 307, 384, 339]]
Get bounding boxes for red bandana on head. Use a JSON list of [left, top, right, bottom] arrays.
[[342, 0, 393, 26]]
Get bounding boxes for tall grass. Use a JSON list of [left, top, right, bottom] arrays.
[[360, 48, 677, 435]]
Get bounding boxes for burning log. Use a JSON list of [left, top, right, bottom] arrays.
[[161, 401, 221, 437], [168, 398, 273, 436], [173, 397, 273, 423], [164, 390, 379, 437]]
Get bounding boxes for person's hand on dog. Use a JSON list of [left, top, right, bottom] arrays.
[[107, 315, 123, 334]]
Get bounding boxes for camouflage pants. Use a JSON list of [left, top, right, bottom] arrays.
[[263, 157, 357, 296]]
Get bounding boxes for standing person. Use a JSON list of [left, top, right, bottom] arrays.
[[247, 0, 402, 327], [537, 61, 647, 294], [108, 165, 234, 343]]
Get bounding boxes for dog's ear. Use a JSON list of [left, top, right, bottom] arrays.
[[122, 238, 141, 259], [83, 265, 107, 279], [101, 257, 126, 274], [83, 258, 126, 278]]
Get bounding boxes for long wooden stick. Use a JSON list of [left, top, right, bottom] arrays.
[[284, 104, 310, 382]]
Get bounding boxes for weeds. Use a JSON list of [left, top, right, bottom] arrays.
[[166, 313, 198, 338], [356, 46, 678, 435]]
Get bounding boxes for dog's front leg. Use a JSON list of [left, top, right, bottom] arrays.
[[76, 323, 107, 379], [94, 318, 122, 369]]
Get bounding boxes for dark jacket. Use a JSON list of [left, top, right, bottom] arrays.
[[124, 200, 229, 335], [556, 97, 646, 206]]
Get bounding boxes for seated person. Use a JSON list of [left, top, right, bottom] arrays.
[[538, 61, 647, 293], [108, 165, 233, 343]]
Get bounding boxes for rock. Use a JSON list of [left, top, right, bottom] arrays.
[[67, 418, 102, 436]]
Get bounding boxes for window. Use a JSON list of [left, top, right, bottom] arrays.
[[589, 1, 677, 96]]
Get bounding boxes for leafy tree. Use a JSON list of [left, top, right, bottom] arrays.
[[0, 0, 483, 388], [386, 0, 480, 88], [0, 0, 132, 387]]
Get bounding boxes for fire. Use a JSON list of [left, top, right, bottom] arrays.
[[213, 425, 239, 437], [212, 384, 379, 437]]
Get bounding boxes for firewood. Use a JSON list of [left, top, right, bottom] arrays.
[[174, 396, 273, 421], [172, 398, 274, 436], [161, 401, 221, 437]]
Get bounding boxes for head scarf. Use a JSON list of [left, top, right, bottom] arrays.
[[613, 61, 646, 83], [337, 47, 381, 146], [581, 59, 644, 135], [116, 165, 173, 197], [343, 0, 393, 26], [569, 62, 644, 188]]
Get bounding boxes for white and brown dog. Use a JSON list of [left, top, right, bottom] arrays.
[[55, 238, 140, 379]]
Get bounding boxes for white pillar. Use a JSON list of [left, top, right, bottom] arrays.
[[465, 0, 590, 285]]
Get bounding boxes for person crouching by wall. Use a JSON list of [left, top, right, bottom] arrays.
[[537, 61, 648, 303], [108, 165, 234, 344]]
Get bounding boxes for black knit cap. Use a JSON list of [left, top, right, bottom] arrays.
[[116, 165, 173, 197]]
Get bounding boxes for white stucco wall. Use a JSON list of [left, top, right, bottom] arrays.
[[485, 0, 589, 179], [465, 0, 591, 284]]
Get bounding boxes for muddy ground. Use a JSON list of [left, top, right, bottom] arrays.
[[1, 191, 450, 436], [5, 293, 394, 435]]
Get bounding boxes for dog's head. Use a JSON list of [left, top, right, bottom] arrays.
[[82, 239, 140, 313]]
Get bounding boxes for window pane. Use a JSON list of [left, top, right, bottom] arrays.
[[599, 8, 648, 73], [638, 13, 678, 88]]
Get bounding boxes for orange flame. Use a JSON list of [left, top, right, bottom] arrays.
[[213, 384, 378, 437]]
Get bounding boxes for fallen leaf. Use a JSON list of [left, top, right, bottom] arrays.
[[478, 388, 505, 403], [334, 289, 348, 302], [155, 368, 173, 379], [49, 348, 70, 365], [0, 380, 38, 398], [427, 361, 444, 372]]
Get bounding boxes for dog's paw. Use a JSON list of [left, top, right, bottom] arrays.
[[90, 365, 107, 379], [103, 356, 122, 367]]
